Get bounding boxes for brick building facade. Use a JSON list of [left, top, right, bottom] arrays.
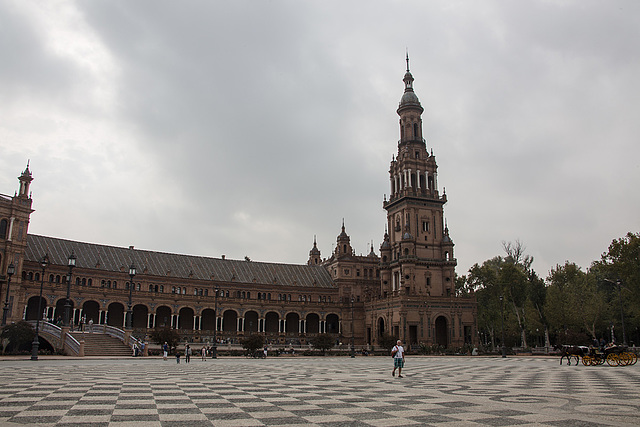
[[1, 63, 477, 349]]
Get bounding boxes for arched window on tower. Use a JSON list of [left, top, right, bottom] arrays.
[[413, 123, 419, 140], [0, 219, 7, 239]]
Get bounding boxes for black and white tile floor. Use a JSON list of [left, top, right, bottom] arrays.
[[0, 356, 638, 426]]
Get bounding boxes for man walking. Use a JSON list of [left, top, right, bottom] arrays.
[[391, 340, 405, 378]]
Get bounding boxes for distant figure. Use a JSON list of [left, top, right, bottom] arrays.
[[391, 340, 405, 378], [185, 345, 191, 363], [176, 350, 181, 364], [163, 342, 169, 361], [201, 347, 206, 361], [263, 346, 268, 358], [88, 319, 93, 333]]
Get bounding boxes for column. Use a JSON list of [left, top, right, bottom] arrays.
[[147, 313, 152, 328], [193, 316, 197, 331], [416, 169, 420, 189], [175, 314, 180, 329], [433, 171, 438, 191], [408, 169, 412, 188], [299, 319, 303, 334]]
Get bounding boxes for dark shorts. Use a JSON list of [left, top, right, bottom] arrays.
[[394, 358, 404, 368]]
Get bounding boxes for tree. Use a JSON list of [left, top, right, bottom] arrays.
[[310, 334, 335, 355], [1, 321, 35, 354], [378, 333, 398, 352], [150, 327, 180, 351], [240, 334, 264, 356], [591, 232, 640, 345]]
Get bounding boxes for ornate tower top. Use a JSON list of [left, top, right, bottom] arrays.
[[398, 53, 424, 116], [18, 161, 33, 198]]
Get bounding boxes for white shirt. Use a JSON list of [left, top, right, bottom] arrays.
[[392, 345, 404, 359]]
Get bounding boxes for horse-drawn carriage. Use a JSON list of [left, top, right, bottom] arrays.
[[559, 345, 637, 366]]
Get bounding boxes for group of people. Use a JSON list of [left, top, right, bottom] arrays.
[[158, 339, 408, 378], [162, 342, 211, 363]]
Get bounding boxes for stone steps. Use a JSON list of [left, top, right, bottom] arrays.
[[69, 332, 132, 357]]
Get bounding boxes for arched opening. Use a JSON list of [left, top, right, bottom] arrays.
[[306, 313, 320, 334], [155, 306, 172, 328], [435, 316, 448, 347], [244, 311, 259, 333], [82, 300, 100, 324], [285, 312, 299, 334], [326, 314, 339, 334], [132, 304, 148, 328], [25, 296, 47, 321], [54, 298, 73, 324], [178, 307, 194, 330], [377, 317, 385, 337], [107, 302, 125, 328], [222, 310, 237, 332], [264, 311, 279, 334], [201, 308, 215, 331]]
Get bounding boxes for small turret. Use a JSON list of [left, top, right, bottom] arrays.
[[307, 236, 322, 266]]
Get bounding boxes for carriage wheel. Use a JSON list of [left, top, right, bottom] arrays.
[[582, 355, 591, 366], [630, 353, 638, 365], [606, 353, 619, 366]]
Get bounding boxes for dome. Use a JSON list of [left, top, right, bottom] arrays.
[[399, 90, 420, 108]]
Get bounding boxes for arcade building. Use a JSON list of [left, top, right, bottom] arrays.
[[0, 63, 477, 350]]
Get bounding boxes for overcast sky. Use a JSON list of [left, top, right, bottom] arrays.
[[1, 0, 638, 279]]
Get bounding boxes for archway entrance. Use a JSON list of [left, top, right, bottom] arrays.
[[201, 308, 215, 331], [435, 316, 448, 347], [156, 306, 171, 328], [222, 310, 237, 332], [326, 314, 339, 334], [107, 302, 125, 328], [285, 313, 299, 334], [25, 296, 47, 321], [306, 313, 319, 334], [244, 311, 259, 333], [132, 304, 148, 328], [377, 317, 385, 337], [82, 300, 100, 324], [265, 312, 279, 334]]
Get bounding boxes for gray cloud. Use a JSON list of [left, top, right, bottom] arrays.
[[1, 0, 638, 278]]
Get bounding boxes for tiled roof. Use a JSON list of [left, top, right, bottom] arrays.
[[25, 234, 335, 289]]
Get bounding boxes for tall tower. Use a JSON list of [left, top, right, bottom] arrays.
[[0, 164, 35, 322], [380, 56, 456, 299]]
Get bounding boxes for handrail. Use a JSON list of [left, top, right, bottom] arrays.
[[64, 333, 81, 355]]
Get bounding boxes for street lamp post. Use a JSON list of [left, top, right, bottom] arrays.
[[212, 287, 219, 358], [31, 255, 49, 361], [350, 297, 355, 358], [499, 295, 506, 358], [126, 263, 136, 330], [63, 252, 77, 327], [2, 263, 15, 326], [604, 278, 627, 346]]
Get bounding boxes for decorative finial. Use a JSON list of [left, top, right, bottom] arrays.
[[406, 50, 410, 72]]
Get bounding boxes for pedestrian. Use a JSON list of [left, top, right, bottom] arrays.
[[163, 342, 169, 361], [185, 345, 191, 363], [201, 347, 206, 361], [88, 318, 93, 333], [176, 350, 181, 364], [263, 346, 268, 358], [391, 340, 405, 378]]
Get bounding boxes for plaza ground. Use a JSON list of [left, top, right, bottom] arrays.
[[0, 355, 638, 426]]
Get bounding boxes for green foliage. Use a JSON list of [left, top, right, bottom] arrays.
[[150, 327, 180, 350], [309, 334, 335, 355], [378, 333, 398, 351], [466, 232, 640, 350], [591, 232, 640, 345], [1, 321, 35, 354], [240, 334, 264, 355]]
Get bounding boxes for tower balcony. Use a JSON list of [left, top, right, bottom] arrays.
[[384, 189, 446, 209]]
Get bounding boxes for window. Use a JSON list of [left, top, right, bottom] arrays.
[[422, 221, 429, 232], [0, 219, 7, 239]]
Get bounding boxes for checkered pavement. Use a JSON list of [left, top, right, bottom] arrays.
[[0, 356, 638, 426]]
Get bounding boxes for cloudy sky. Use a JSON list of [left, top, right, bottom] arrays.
[[1, 0, 638, 279]]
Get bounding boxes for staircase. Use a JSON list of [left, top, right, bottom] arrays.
[[69, 332, 133, 357]]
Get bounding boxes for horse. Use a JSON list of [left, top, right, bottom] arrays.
[[556, 345, 588, 366]]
